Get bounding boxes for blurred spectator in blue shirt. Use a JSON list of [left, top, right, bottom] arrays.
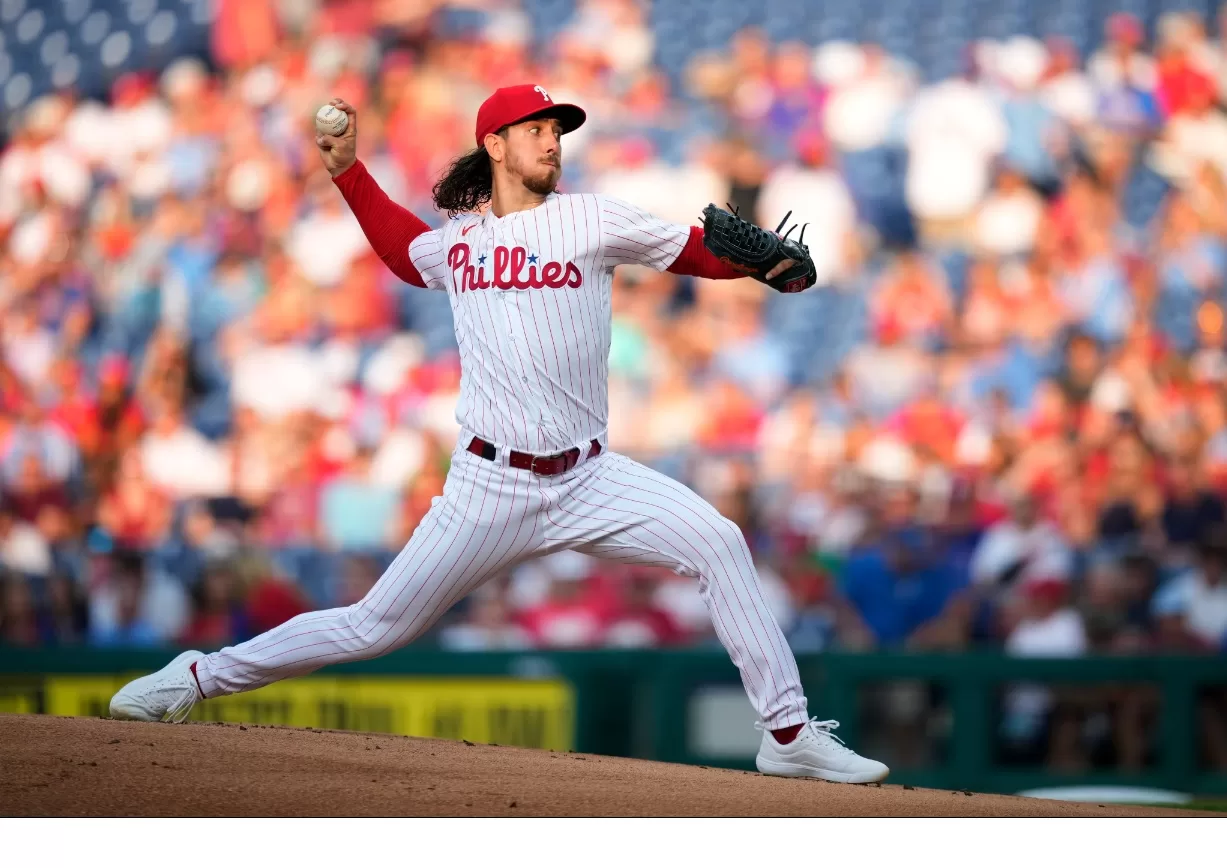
[[1155, 192, 1227, 352], [88, 555, 161, 648], [1058, 222, 1134, 345], [841, 486, 969, 647], [320, 446, 400, 556], [710, 290, 791, 408]]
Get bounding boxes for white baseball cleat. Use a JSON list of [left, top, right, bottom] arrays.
[[109, 650, 205, 723], [755, 718, 890, 783]]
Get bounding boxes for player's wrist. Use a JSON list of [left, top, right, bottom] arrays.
[[330, 158, 363, 182]]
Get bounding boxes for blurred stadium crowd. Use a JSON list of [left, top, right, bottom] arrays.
[[1, 0, 1227, 683]]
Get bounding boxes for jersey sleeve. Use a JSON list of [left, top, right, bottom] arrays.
[[407, 229, 449, 291], [595, 195, 690, 272]]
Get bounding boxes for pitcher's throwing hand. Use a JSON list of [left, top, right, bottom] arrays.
[[315, 98, 358, 178]]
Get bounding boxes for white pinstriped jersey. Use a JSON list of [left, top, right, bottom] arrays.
[[191, 196, 813, 736], [407, 193, 690, 454]]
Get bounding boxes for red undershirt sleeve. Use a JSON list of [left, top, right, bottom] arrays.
[[331, 159, 430, 287], [665, 226, 748, 280]]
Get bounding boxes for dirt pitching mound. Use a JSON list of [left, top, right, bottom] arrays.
[[0, 714, 1206, 817]]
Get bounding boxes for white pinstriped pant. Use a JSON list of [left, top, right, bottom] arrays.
[[194, 434, 810, 729]]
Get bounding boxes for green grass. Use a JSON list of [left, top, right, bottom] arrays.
[[1183, 801, 1227, 813], [1127, 800, 1227, 813]]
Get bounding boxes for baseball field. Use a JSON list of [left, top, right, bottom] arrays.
[[0, 714, 1208, 817]]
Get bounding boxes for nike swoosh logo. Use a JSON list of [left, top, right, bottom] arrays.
[[461, 224, 477, 236]]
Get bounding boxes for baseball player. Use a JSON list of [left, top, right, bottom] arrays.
[[110, 85, 888, 783]]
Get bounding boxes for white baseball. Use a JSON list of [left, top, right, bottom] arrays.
[[315, 105, 348, 136]]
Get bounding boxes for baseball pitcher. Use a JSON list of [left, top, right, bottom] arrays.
[[110, 85, 888, 783]]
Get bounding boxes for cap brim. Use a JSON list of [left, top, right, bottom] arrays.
[[515, 103, 586, 135]]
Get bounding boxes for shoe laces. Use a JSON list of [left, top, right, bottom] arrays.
[[162, 673, 199, 723], [757, 717, 854, 753], [805, 718, 855, 753]]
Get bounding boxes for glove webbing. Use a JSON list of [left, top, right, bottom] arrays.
[[708, 204, 809, 264]]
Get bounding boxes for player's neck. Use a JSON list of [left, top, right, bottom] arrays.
[[489, 177, 550, 218]]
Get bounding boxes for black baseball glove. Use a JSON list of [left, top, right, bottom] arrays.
[[701, 203, 817, 293]]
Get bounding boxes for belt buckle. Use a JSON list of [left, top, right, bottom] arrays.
[[531, 452, 559, 476], [531, 449, 575, 476]]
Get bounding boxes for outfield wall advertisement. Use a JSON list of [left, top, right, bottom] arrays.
[[1, 674, 575, 751]]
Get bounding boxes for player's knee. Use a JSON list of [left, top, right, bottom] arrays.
[[716, 517, 749, 552], [341, 602, 400, 656], [700, 517, 751, 573], [344, 599, 435, 659]]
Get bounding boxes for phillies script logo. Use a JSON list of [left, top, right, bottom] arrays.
[[448, 244, 582, 293]]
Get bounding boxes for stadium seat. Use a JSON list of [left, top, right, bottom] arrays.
[[0, 0, 204, 105], [4, 70, 32, 112], [4, 0, 1213, 107], [61, 0, 95, 27]]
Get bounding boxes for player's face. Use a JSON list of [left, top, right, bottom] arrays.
[[504, 117, 564, 195]]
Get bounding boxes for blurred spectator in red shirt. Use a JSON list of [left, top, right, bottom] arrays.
[[1155, 17, 1218, 118], [603, 567, 684, 648], [245, 568, 311, 636], [180, 560, 249, 647], [212, 0, 280, 70], [518, 552, 607, 648], [77, 356, 146, 490], [698, 379, 764, 453], [4, 453, 69, 526], [871, 251, 955, 347], [96, 451, 173, 551], [887, 392, 966, 466]]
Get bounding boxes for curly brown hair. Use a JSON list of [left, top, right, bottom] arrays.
[[432, 137, 501, 218]]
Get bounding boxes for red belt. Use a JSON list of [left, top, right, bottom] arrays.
[[467, 436, 601, 477]]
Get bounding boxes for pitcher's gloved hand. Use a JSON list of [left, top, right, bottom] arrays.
[[701, 203, 818, 293]]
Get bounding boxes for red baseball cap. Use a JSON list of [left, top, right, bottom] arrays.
[[474, 84, 586, 147]]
